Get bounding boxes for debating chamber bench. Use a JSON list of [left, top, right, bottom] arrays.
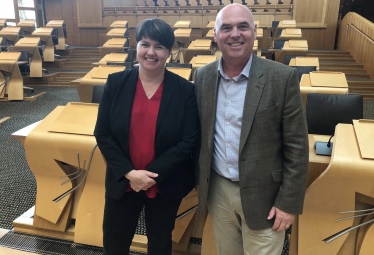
[[11, 103, 201, 253], [202, 121, 374, 255], [0, 51, 23, 100]]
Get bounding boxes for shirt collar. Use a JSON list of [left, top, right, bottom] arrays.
[[218, 53, 253, 80]]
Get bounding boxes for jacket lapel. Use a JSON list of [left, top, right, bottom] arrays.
[[121, 68, 138, 146], [203, 62, 220, 154], [239, 55, 265, 154], [156, 69, 174, 131]]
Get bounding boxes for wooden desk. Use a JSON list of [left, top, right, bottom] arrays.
[[289, 57, 319, 68], [299, 72, 348, 108], [184, 39, 212, 64], [189, 55, 217, 74], [46, 20, 66, 50], [106, 28, 129, 38], [100, 38, 128, 56], [173, 20, 191, 28], [278, 20, 297, 28], [206, 21, 215, 28], [97, 53, 128, 66], [273, 40, 308, 64], [32, 27, 54, 62], [11, 103, 200, 252], [0, 27, 21, 45], [174, 28, 192, 48], [78, 66, 125, 102], [279, 28, 302, 39], [12, 37, 42, 78], [256, 28, 263, 38], [0, 51, 23, 100], [17, 19, 36, 36], [109, 20, 128, 28], [0, 19, 6, 30], [166, 67, 192, 81], [205, 29, 214, 40], [295, 122, 374, 255]]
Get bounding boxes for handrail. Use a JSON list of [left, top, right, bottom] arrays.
[[337, 12, 374, 78]]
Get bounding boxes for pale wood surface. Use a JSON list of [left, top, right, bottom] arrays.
[[289, 57, 319, 67], [98, 53, 128, 65], [106, 28, 128, 38], [298, 123, 374, 255], [16, 19, 36, 36], [0, 27, 21, 45], [309, 71, 348, 88], [46, 20, 66, 50], [101, 38, 128, 56], [110, 20, 128, 28], [0, 52, 23, 100], [189, 55, 217, 74], [31, 27, 54, 62], [13, 37, 42, 78], [78, 66, 125, 102], [173, 21, 191, 28], [353, 119, 374, 160], [166, 67, 192, 81]]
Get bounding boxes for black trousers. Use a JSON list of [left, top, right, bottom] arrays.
[[103, 190, 182, 255]]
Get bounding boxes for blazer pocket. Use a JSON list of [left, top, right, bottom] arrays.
[[271, 169, 283, 182], [255, 105, 280, 117]]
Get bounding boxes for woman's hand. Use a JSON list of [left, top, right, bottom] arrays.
[[125, 170, 158, 192]]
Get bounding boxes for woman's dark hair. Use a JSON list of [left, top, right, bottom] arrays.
[[135, 18, 175, 51]]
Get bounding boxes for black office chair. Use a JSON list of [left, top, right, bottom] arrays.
[[305, 93, 363, 135], [51, 28, 59, 45], [92, 85, 104, 103], [273, 40, 286, 50], [292, 66, 316, 82], [18, 50, 30, 76], [283, 54, 299, 65], [166, 63, 192, 69], [271, 21, 282, 37], [1, 37, 7, 51]]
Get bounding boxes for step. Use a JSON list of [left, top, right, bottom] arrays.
[[55, 77, 81, 82], [319, 67, 367, 73], [344, 73, 370, 79], [51, 81, 75, 85], [311, 57, 355, 62], [306, 50, 351, 55], [319, 62, 363, 69]]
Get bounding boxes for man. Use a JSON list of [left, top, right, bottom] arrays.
[[194, 3, 309, 254]]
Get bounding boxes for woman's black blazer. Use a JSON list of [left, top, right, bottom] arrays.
[[94, 68, 199, 201]]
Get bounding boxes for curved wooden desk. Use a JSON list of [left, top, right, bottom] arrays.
[[298, 123, 374, 255], [12, 103, 200, 253]]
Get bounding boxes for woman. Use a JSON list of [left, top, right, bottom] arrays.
[[94, 18, 199, 255]]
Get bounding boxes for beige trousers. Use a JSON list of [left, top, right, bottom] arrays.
[[207, 171, 285, 255]]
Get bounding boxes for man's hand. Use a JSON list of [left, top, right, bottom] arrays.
[[125, 170, 158, 192], [267, 206, 295, 232]]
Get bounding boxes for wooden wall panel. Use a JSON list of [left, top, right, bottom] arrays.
[[300, 29, 326, 49], [324, 0, 340, 49], [45, 0, 63, 20], [73, 19, 80, 45], [76, 0, 102, 27], [66, 32, 76, 45], [61, 0, 74, 33], [72, 0, 77, 19], [294, 0, 324, 24], [79, 28, 102, 46]]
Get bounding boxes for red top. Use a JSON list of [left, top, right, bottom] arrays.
[[127, 77, 164, 198]]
